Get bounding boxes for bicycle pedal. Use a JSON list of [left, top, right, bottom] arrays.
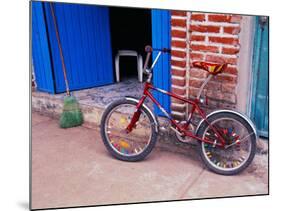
[[171, 126, 197, 145], [159, 126, 169, 135], [178, 136, 197, 144]]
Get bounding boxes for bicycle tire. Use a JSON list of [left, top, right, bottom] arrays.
[[196, 111, 257, 175]]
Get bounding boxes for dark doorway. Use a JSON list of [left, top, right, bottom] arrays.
[[109, 7, 152, 80]]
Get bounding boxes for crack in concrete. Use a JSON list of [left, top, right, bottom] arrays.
[[177, 168, 206, 199]]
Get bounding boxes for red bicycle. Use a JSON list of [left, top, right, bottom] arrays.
[[100, 45, 257, 175]]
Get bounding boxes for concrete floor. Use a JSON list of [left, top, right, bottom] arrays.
[[31, 112, 268, 210]]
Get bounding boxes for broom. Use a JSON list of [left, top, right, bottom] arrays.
[[50, 3, 83, 128]]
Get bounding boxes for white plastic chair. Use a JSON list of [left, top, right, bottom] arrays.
[[115, 50, 143, 82]]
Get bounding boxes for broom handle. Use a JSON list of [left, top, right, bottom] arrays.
[[50, 3, 70, 96]]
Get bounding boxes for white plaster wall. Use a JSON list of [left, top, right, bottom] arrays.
[[237, 15, 255, 114]]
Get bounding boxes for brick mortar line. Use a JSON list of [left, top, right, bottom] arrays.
[[190, 20, 240, 27], [171, 47, 187, 52], [171, 67, 186, 72], [172, 37, 186, 41], [190, 41, 239, 48], [190, 12, 206, 15], [171, 26, 186, 31], [190, 51, 238, 58], [190, 41, 239, 49], [171, 65, 186, 71], [172, 75, 185, 80], [206, 53, 239, 61], [191, 31, 239, 38], [171, 84, 187, 89], [185, 11, 191, 118], [188, 76, 208, 81], [171, 56, 186, 61], [171, 15, 187, 20]]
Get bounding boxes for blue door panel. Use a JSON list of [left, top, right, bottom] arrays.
[[32, 1, 55, 93], [151, 9, 171, 115], [251, 17, 269, 137], [43, 2, 114, 93]]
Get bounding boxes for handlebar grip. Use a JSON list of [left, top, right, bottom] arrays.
[[145, 45, 153, 53], [145, 45, 170, 53]]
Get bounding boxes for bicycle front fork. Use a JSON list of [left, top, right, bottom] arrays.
[[125, 95, 147, 133]]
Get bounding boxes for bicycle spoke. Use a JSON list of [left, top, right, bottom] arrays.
[[225, 132, 254, 149], [202, 117, 252, 172]]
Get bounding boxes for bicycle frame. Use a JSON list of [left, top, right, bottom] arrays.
[[125, 51, 227, 148]]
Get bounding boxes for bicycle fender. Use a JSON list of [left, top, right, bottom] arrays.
[[125, 96, 159, 133], [195, 109, 258, 140]]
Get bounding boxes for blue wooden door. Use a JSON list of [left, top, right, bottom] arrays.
[[151, 10, 171, 115], [250, 17, 269, 137], [38, 2, 114, 93], [32, 1, 55, 93]]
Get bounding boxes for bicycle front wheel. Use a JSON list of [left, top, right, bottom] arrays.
[[100, 99, 157, 161], [197, 111, 257, 175]]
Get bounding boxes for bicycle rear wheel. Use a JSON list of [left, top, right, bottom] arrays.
[[197, 111, 257, 175], [100, 98, 157, 161]]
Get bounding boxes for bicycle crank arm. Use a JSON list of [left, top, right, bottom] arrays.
[[170, 125, 184, 136]]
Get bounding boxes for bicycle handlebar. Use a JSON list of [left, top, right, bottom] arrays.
[[144, 45, 171, 53], [143, 45, 170, 75]]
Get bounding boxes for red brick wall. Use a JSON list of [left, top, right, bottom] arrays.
[[170, 11, 242, 120], [170, 11, 188, 120]]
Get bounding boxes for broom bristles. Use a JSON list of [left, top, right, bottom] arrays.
[[60, 96, 83, 128]]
